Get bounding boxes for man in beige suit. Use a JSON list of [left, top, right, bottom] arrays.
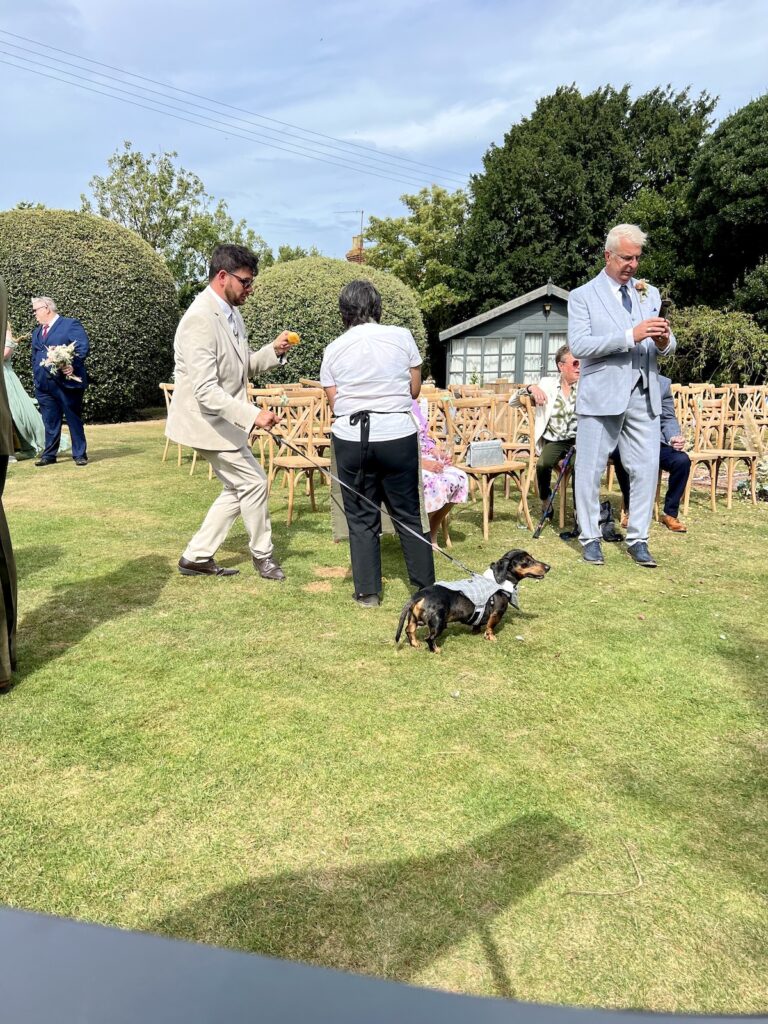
[[166, 244, 293, 580]]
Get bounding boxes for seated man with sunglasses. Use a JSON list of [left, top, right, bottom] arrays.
[[510, 344, 579, 518], [166, 244, 294, 581]]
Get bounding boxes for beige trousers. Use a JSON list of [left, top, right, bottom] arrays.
[[183, 445, 273, 562]]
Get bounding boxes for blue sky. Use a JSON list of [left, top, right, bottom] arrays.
[[1, 0, 766, 259]]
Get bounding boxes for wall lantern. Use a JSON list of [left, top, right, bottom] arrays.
[[542, 302, 552, 316]]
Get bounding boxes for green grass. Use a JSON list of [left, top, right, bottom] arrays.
[[1, 421, 766, 1013]]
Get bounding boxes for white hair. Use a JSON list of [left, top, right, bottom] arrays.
[[605, 224, 647, 253], [31, 296, 57, 312]]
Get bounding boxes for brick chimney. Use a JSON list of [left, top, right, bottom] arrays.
[[345, 234, 365, 264]]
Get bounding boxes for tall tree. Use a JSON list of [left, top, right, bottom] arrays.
[[81, 141, 273, 301], [459, 85, 714, 313], [689, 93, 768, 304], [365, 185, 469, 374]]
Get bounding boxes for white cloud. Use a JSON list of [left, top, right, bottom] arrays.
[[344, 99, 512, 152]]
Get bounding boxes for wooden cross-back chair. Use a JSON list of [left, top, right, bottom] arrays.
[[159, 383, 182, 466], [681, 394, 755, 513], [259, 394, 331, 524], [159, 382, 213, 478], [443, 395, 535, 539]]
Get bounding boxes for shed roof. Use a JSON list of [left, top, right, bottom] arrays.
[[438, 282, 570, 342]]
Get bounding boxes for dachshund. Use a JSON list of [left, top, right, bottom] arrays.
[[395, 549, 550, 653]]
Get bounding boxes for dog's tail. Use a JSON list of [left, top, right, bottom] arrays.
[[395, 599, 415, 643]]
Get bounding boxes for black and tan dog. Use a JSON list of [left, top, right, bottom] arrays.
[[395, 549, 550, 653]]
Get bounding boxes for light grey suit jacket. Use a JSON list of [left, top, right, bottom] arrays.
[[568, 270, 676, 418], [165, 287, 282, 451]]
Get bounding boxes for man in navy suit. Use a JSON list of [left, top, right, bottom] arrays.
[[568, 224, 676, 568], [30, 296, 90, 466], [612, 375, 692, 534]]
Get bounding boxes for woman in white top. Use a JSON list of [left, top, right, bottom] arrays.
[[320, 281, 435, 607]]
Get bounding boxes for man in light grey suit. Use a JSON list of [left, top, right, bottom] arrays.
[[166, 244, 293, 580], [568, 224, 676, 567]]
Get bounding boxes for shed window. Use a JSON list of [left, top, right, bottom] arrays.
[[447, 336, 517, 384]]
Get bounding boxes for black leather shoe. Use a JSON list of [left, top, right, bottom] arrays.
[[626, 541, 657, 567], [252, 556, 286, 581], [178, 556, 240, 577], [581, 540, 604, 564], [354, 593, 380, 607], [74, 457, 88, 466], [35, 458, 56, 467]]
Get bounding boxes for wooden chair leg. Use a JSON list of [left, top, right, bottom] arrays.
[[287, 472, 296, 526], [308, 471, 317, 512], [190, 450, 197, 476], [654, 470, 662, 521], [208, 462, 213, 481], [481, 478, 492, 541], [162, 437, 171, 463], [176, 443, 182, 467]]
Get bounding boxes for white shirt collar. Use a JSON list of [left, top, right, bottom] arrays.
[[207, 285, 234, 318], [43, 313, 60, 329]]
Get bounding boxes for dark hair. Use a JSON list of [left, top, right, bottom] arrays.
[[555, 344, 572, 366], [339, 279, 382, 328], [208, 244, 260, 281]]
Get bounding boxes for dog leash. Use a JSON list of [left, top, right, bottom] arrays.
[[264, 426, 483, 579]]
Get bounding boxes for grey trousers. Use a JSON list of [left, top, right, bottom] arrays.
[[575, 386, 660, 546], [183, 445, 273, 562]]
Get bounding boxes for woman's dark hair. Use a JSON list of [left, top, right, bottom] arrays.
[[209, 243, 260, 281], [339, 280, 382, 328]]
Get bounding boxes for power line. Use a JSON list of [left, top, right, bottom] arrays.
[[0, 53, 444, 191], [0, 28, 469, 188], [2, 36, 466, 189]]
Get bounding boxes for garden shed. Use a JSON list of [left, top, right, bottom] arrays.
[[438, 281, 569, 386]]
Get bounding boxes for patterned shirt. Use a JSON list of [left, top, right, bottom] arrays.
[[543, 383, 578, 442]]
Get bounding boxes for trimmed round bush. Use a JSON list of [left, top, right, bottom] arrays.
[[0, 209, 178, 422], [242, 256, 426, 383]]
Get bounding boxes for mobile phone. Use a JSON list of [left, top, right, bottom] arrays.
[[658, 297, 672, 319]]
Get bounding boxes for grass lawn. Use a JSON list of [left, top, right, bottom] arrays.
[[1, 420, 766, 1014]]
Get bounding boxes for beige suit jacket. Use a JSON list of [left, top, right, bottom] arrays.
[[165, 287, 282, 451]]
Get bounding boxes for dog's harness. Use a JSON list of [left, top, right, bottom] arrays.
[[435, 568, 520, 626]]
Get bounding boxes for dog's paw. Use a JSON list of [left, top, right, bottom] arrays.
[[483, 631, 498, 642]]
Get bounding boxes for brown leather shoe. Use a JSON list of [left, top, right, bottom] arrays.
[[660, 514, 687, 533], [178, 556, 240, 577], [252, 555, 286, 581], [0, 679, 12, 693]]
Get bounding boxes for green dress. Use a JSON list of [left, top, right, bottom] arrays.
[[3, 339, 69, 457]]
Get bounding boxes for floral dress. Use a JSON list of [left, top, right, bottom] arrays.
[[413, 399, 469, 513]]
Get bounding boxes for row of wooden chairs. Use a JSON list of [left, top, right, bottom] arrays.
[[161, 380, 766, 535]]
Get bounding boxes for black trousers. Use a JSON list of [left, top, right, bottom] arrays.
[[536, 438, 576, 502], [612, 444, 692, 517], [333, 434, 435, 597]]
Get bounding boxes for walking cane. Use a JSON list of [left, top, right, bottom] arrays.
[[532, 445, 576, 539]]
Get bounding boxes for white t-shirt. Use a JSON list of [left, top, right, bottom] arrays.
[[320, 322, 422, 441]]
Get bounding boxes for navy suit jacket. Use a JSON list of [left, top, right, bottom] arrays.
[[658, 375, 683, 446], [31, 316, 90, 392]]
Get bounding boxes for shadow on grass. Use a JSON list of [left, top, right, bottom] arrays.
[[12, 555, 168, 687], [87, 446, 144, 463], [154, 813, 583, 998], [13, 544, 65, 580]]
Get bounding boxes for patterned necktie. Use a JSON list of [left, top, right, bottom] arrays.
[[229, 313, 239, 341], [42, 324, 49, 339], [620, 284, 633, 315]]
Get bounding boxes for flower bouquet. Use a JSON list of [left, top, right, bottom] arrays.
[[40, 342, 82, 382]]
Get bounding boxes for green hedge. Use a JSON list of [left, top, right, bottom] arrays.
[[667, 305, 768, 385], [0, 209, 178, 422], [242, 256, 426, 383]]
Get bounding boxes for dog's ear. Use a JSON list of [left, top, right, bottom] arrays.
[[491, 553, 513, 583]]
